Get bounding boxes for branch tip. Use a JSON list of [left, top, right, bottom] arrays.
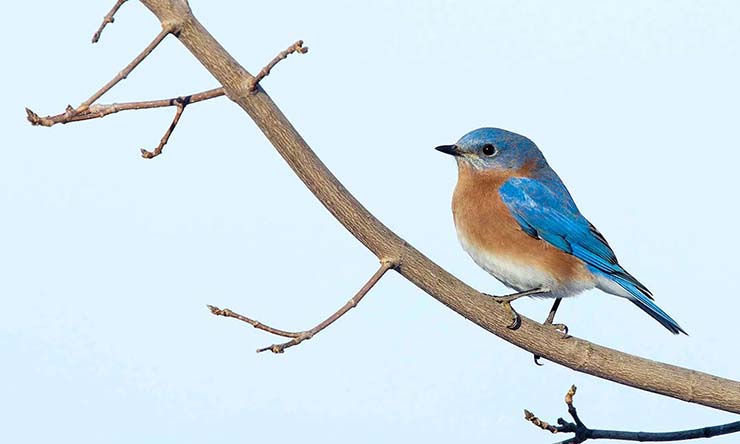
[[92, 0, 128, 44], [524, 409, 559, 434], [566, 384, 577, 406], [25, 107, 41, 125], [247, 39, 309, 93]]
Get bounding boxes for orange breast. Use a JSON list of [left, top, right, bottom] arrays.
[[451, 162, 593, 288]]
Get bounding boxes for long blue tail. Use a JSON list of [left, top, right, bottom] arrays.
[[616, 277, 686, 335]]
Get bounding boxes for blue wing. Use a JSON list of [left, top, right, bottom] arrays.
[[499, 176, 685, 334]]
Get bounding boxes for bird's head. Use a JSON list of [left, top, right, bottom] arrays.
[[435, 128, 546, 173]]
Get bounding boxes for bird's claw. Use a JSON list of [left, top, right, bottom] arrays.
[[500, 300, 521, 330], [552, 323, 569, 338], [483, 292, 525, 330], [533, 322, 570, 365]]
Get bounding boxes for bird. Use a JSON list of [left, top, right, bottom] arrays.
[[436, 127, 685, 337]]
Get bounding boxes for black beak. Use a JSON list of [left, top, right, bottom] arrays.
[[435, 144, 461, 156]]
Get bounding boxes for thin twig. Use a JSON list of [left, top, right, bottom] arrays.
[[81, 26, 173, 112], [25, 87, 224, 127], [247, 40, 308, 92], [525, 385, 740, 443], [209, 259, 397, 353], [207, 306, 301, 339], [140, 96, 188, 158], [92, 0, 128, 43], [524, 409, 560, 434], [28, 26, 173, 126]]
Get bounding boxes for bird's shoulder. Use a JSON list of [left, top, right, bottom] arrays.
[[498, 171, 629, 273], [498, 169, 579, 217]]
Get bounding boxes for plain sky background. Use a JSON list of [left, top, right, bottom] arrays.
[[2, 1, 740, 442]]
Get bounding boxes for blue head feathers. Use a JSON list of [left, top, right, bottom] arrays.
[[436, 127, 547, 172]]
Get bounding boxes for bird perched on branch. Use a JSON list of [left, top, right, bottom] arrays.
[[436, 128, 685, 337]]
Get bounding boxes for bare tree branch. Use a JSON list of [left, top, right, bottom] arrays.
[[26, 34, 305, 159], [525, 385, 740, 443], [25, 36, 306, 129], [136, 40, 306, 158], [27, 25, 173, 129], [92, 0, 129, 43], [25, 87, 224, 127], [26, 0, 740, 415], [208, 259, 396, 353], [247, 40, 308, 92], [82, 26, 174, 113], [207, 306, 303, 339]]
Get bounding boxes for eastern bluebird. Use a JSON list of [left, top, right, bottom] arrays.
[[436, 128, 685, 335]]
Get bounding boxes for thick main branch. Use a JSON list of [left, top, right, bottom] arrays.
[[136, 0, 740, 414]]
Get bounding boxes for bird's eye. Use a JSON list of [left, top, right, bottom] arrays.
[[481, 144, 496, 156]]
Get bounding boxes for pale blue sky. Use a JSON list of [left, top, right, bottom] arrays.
[[3, 1, 740, 443]]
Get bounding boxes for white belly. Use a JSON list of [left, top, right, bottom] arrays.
[[457, 231, 594, 298]]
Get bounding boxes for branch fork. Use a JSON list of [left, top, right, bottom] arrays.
[[209, 258, 398, 353], [26, 18, 306, 159]]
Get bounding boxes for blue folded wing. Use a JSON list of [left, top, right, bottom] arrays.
[[499, 176, 622, 278], [499, 176, 686, 334]]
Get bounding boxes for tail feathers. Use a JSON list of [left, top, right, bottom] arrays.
[[621, 281, 686, 335]]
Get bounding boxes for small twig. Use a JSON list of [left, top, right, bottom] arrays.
[[28, 26, 173, 126], [25, 87, 224, 127], [209, 259, 397, 353], [524, 409, 560, 434], [92, 0, 128, 43], [525, 385, 740, 443], [140, 95, 188, 159], [27, 26, 174, 127], [81, 26, 174, 112], [247, 40, 308, 92], [207, 307, 301, 339]]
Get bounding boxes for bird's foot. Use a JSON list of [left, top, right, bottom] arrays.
[[533, 322, 570, 366], [482, 294, 520, 329], [501, 300, 521, 330], [550, 322, 569, 338], [484, 287, 549, 330]]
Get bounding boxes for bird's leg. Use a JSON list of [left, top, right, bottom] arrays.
[[544, 297, 569, 336], [484, 287, 550, 330], [534, 297, 569, 366]]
